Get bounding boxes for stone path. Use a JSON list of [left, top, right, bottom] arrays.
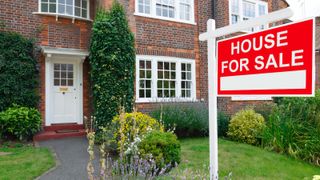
[[38, 137, 100, 180]]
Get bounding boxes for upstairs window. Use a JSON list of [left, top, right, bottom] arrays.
[[40, 0, 89, 19], [138, 0, 151, 14], [135, 0, 195, 24], [229, 0, 268, 31], [156, 0, 175, 18], [180, 0, 191, 21]]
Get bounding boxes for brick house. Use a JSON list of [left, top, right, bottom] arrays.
[[0, 0, 295, 139]]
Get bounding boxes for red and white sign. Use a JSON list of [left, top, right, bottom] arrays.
[[217, 19, 315, 96]]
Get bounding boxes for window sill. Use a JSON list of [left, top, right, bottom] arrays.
[[136, 98, 199, 103], [33, 12, 93, 22], [134, 13, 196, 25]]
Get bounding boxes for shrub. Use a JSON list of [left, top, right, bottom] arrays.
[[109, 112, 164, 152], [262, 90, 320, 165], [89, 2, 135, 128], [0, 106, 41, 140], [218, 111, 230, 137], [138, 131, 181, 171], [150, 103, 209, 137], [0, 32, 39, 112], [227, 109, 265, 145]]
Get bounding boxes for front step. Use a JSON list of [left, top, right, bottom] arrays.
[[34, 123, 86, 141], [44, 123, 84, 131], [33, 129, 86, 141]]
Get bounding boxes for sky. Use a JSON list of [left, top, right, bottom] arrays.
[[286, 0, 320, 20]]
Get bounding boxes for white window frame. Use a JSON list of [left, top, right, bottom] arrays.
[[34, 0, 91, 22], [229, 0, 268, 31], [134, 0, 196, 25], [136, 55, 196, 103]]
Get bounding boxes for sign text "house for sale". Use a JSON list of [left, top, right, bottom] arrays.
[[217, 19, 315, 96]]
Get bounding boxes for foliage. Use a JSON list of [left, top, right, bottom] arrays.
[[109, 111, 164, 153], [138, 131, 181, 171], [150, 103, 209, 137], [227, 109, 265, 145], [262, 90, 320, 166], [89, 2, 135, 128], [170, 138, 320, 179], [218, 111, 230, 137], [253, 102, 276, 121], [0, 106, 41, 140], [0, 31, 39, 112]]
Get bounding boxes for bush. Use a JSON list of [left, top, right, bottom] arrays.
[[89, 2, 135, 128], [262, 90, 320, 165], [109, 112, 164, 152], [0, 106, 41, 140], [218, 111, 230, 137], [0, 32, 39, 112], [138, 131, 181, 171], [150, 103, 209, 137], [227, 109, 265, 145]]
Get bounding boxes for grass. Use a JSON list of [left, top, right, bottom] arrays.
[[170, 138, 320, 179], [0, 146, 55, 180]]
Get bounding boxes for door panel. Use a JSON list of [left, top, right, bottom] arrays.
[[51, 62, 78, 124]]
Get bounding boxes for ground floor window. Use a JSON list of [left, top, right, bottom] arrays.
[[136, 55, 196, 102]]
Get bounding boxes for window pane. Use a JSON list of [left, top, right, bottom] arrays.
[[66, 0, 72, 5], [140, 70, 145, 78], [49, 4, 56, 13], [75, 7, 81, 16], [61, 79, 67, 86], [82, 0, 87, 8], [66, 5, 73, 15], [54, 71, 60, 78], [54, 79, 60, 86], [231, 0, 239, 14], [41, 3, 49, 12], [82, 9, 87, 17], [58, 4, 65, 14], [58, 0, 65, 3], [146, 90, 151, 98], [68, 80, 73, 86], [75, 0, 81, 6], [139, 90, 145, 98], [140, 60, 145, 68]]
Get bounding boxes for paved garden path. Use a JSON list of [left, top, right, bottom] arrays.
[[38, 137, 100, 180]]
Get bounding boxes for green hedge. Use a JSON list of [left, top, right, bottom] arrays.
[[0, 106, 41, 140], [138, 131, 181, 171], [0, 32, 39, 111], [89, 2, 135, 128]]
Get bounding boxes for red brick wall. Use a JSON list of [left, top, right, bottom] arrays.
[[316, 51, 320, 89], [99, 0, 211, 111], [0, 0, 94, 126]]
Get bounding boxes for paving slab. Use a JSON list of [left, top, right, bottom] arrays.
[[38, 137, 100, 180]]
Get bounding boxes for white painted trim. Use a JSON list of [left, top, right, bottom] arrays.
[[200, 7, 294, 40], [35, 0, 91, 22], [135, 55, 196, 103], [134, 0, 196, 25], [41, 46, 89, 58], [229, 0, 268, 27], [44, 53, 85, 126]]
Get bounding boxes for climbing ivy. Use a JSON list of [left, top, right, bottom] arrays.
[[89, 1, 135, 127]]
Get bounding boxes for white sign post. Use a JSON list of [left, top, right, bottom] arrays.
[[199, 8, 295, 179]]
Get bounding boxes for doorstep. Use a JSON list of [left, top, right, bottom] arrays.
[[34, 123, 86, 142]]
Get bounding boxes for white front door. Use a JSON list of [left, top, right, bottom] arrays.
[[51, 61, 79, 124]]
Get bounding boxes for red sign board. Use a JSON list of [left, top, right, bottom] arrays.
[[217, 19, 315, 96]]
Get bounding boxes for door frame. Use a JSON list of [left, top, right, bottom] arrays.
[[43, 48, 87, 126]]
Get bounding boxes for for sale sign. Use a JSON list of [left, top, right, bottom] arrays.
[[217, 19, 315, 96]]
